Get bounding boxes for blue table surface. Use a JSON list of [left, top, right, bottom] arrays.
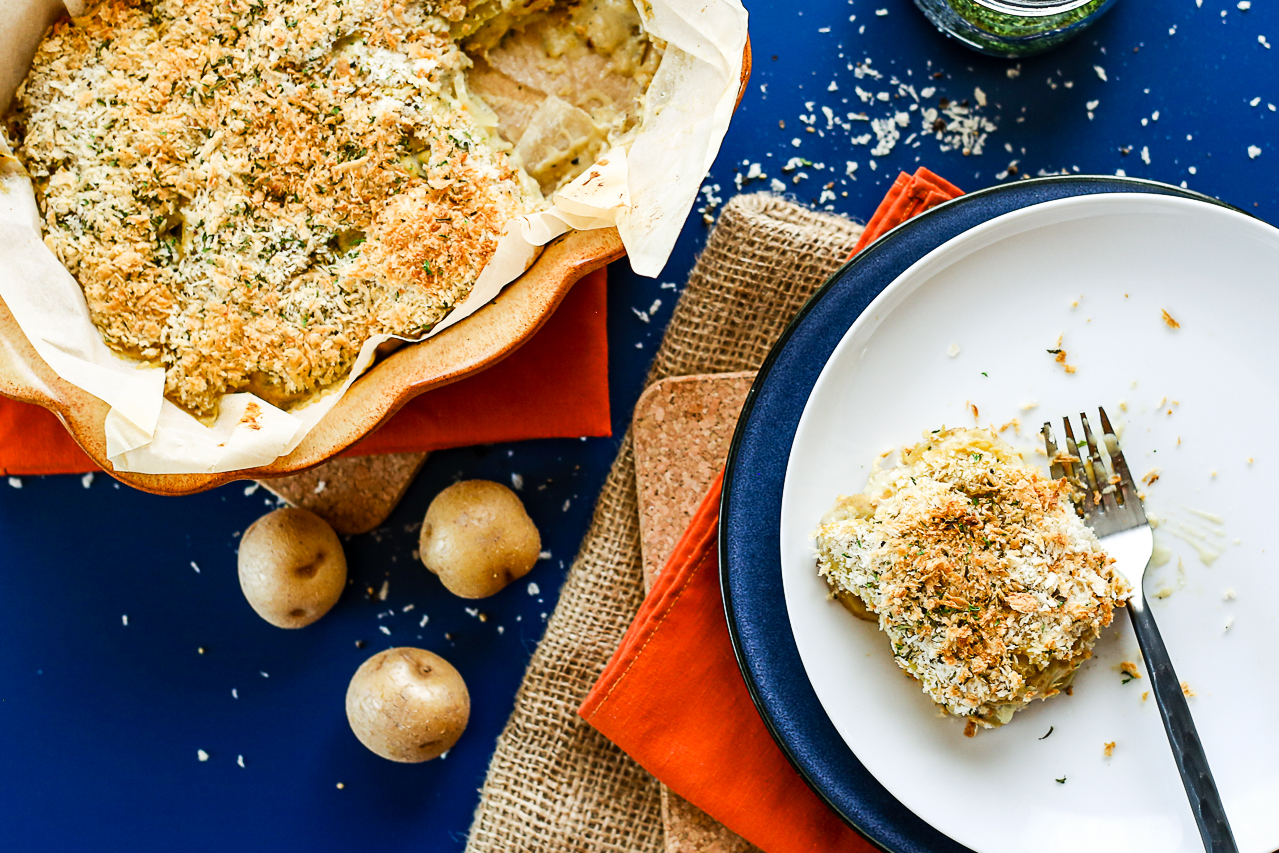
[[2, 1, 1276, 850]]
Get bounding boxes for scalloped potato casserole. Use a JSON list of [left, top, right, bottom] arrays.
[[814, 427, 1131, 733], [6, 0, 660, 417]]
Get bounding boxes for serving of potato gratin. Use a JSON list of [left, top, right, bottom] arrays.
[[7, 0, 660, 419], [814, 427, 1131, 734]]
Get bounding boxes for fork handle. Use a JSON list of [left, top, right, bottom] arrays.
[[1128, 596, 1239, 853]]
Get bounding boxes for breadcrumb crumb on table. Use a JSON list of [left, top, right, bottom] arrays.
[[1180, 680, 1196, 697], [1103, 741, 1116, 757], [1161, 309, 1181, 329]]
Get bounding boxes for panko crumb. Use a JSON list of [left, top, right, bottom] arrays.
[[1141, 468, 1161, 486], [1119, 660, 1142, 681], [1103, 741, 1116, 757], [1047, 337, 1077, 373], [1161, 309, 1181, 329], [1180, 680, 1196, 697]]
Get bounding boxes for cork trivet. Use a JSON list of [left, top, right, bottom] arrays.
[[632, 372, 755, 589], [256, 452, 428, 535], [632, 372, 760, 853]]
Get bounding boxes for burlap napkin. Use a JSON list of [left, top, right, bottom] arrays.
[[465, 193, 865, 853]]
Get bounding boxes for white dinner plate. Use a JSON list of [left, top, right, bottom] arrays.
[[780, 193, 1279, 853]]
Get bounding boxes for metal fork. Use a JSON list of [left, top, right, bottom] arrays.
[[1043, 409, 1237, 853]]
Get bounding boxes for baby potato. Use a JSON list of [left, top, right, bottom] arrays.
[[419, 480, 540, 599], [237, 507, 346, 628], [345, 647, 470, 762]]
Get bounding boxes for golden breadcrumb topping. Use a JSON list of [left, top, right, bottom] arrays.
[[815, 428, 1131, 730], [10, 0, 539, 417]]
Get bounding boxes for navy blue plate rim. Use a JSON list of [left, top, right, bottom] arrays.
[[717, 176, 1242, 853]]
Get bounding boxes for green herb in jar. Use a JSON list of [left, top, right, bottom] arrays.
[[914, 0, 1117, 57]]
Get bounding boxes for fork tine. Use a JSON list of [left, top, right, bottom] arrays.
[[1042, 422, 1066, 479], [1098, 407, 1146, 519], [1081, 412, 1120, 513], [1043, 422, 1084, 518], [1061, 417, 1095, 514]]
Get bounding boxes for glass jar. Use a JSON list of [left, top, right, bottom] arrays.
[[913, 0, 1119, 58]]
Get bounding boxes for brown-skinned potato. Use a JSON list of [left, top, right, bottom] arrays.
[[345, 647, 470, 762], [237, 507, 346, 628], [419, 480, 540, 598]]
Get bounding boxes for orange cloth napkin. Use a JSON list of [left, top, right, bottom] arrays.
[[851, 167, 963, 256], [579, 170, 963, 853], [580, 473, 868, 852], [0, 268, 611, 476]]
